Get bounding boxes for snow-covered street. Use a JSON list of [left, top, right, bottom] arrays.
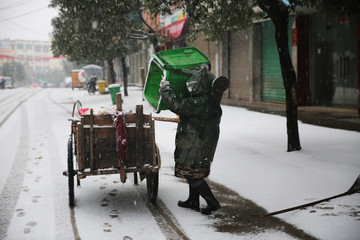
[[0, 87, 359, 240]]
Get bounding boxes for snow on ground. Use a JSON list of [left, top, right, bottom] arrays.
[[211, 106, 360, 240], [1, 87, 359, 240], [64, 87, 360, 240]]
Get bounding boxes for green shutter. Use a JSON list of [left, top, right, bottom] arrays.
[[261, 17, 293, 102]]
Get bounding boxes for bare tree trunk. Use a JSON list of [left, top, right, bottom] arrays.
[[121, 57, 128, 96], [107, 59, 116, 85], [258, 0, 301, 152]]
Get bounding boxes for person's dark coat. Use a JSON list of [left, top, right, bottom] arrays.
[[160, 67, 222, 179]]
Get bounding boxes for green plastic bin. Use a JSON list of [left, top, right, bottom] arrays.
[[143, 47, 211, 113], [109, 84, 121, 105]]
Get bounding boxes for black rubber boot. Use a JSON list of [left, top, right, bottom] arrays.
[[189, 179, 221, 215], [178, 184, 200, 211]]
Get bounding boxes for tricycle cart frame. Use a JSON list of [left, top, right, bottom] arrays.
[[65, 94, 160, 207], [71, 70, 84, 90]]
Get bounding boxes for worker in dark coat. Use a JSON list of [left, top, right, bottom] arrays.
[[159, 67, 222, 215]]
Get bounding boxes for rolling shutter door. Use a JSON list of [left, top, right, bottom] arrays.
[[261, 17, 293, 102]]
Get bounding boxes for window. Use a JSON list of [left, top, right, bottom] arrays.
[[43, 46, 49, 52], [26, 44, 32, 50], [17, 44, 24, 49], [35, 46, 41, 52]]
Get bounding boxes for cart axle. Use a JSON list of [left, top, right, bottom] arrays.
[[63, 169, 77, 177]]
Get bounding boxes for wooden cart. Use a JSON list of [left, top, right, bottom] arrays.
[[65, 94, 160, 207]]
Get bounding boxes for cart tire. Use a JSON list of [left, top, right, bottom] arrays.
[[146, 171, 158, 202], [133, 172, 138, 185], [146, 146, 160, 202], [67, 137, 75, 207]]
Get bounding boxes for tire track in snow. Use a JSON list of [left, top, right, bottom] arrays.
[[0, 90, 38, 128], [48, 89, 73, 115], [136, 185, 190, 240], [0, 90, 25, 104], [150, 200, 190, 240], [0, 105, 29, 240], [47, 90, 81, 240]]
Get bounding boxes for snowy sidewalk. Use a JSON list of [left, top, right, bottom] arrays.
[[230, 100, 360, 132], [209, 105, 360, 240]]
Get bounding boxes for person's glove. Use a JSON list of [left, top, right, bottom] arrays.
[[160, 76, 170, 88]]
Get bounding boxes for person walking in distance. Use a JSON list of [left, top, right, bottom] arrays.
[[159, 66, 222, 215]]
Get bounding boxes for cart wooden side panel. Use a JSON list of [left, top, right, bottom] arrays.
[[124, 105, 155, 168], [75, 107, 156, 172], [67, 98, 160, 205], [81, 114, 113, 125], [82, 126, 118, 169]]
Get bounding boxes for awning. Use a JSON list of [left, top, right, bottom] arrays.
[[160, 18, 186, 39]]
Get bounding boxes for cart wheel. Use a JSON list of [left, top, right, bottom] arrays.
[[146, 170, 158, 203], [146, 146, 160, 202], [67, 137, 75, 207], [72, 100, 83, 118], [133, 172, 138, 185]]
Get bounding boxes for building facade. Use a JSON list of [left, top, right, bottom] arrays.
[[0, 39, 64, 83], [123, 9, 360, 114], [198, 13, 359, 113]]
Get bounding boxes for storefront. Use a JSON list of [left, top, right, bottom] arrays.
[[309, 14, 359, 108]]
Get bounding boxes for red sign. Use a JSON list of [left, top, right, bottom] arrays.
[[160, 18, 186, 39]]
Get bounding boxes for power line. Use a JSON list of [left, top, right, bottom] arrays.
[[0, 16, 50, 36], [0, 6, 48, 22], [0, 0, 33, 11]]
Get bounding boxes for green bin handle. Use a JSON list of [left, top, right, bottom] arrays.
[[183, 48, 195, 54]]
